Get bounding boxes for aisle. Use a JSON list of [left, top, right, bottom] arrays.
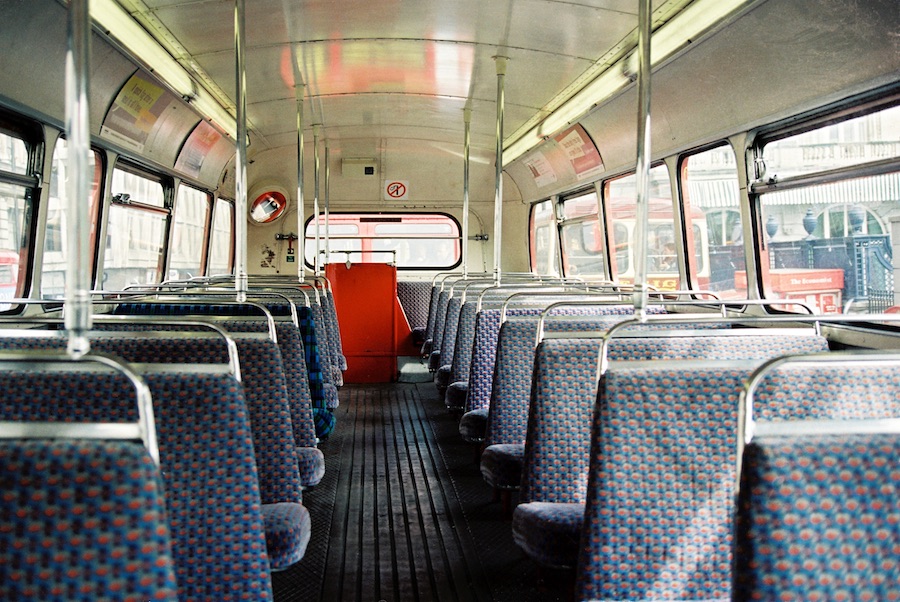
[[272, 382, 568, 602]]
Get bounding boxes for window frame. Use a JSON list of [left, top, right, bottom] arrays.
[[528, 198, 560, 277], [750, 89, 900, 316], [102, 160, 173, 289], [677, 141, 742, 294], [0, 110, 43, 307], [557, 187, 605, 278], [303, 211, 462, 271]]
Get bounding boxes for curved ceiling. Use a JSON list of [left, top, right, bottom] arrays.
[[117, 0, 682, 160]]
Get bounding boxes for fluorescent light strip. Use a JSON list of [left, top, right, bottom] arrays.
[[503, 0, 752, 166], [91, 0, 237, 140]]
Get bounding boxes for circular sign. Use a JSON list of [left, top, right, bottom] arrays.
[[386, 181, 407, 199]]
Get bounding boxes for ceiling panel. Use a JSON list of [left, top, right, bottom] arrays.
[[137, 0, 683, 158]]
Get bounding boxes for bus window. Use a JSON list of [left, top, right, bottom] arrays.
[[529, 200, 559, 276], [207, 198, 234, 276], [0, 127, 36, 307], [305, 224, 361, 266], [681, 144, 743, 293], [559, 191, 603, 277], [305, 213, 460, 270], [604, 165, 682, 291], [102, 165, 168, 290], [42, 139, 103, 298], [756, 103, 900, 314], [169, 184, 210, 280]]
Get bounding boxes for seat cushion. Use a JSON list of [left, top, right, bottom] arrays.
[[428, 350, 441, 371], [512, 502, 585, 569], [262, 502, 312, 570], [296, 446, 325, 488], [445, 381, 468, 411], [313, 407, 336, 440], [480, 443, 525, 490], [459, 407, 488, 443], [435, 365, 452, 389], [324, 383, 340, 410]]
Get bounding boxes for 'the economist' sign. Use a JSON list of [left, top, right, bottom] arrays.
[[384, 180, 409, 201]]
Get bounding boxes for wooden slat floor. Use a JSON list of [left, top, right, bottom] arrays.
[[272, 382, 570, 602]]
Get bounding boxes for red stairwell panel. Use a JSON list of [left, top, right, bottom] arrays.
[[326, 263, 399, 383]]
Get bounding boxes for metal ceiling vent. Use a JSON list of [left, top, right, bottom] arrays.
[[342, 158, 378, 177]]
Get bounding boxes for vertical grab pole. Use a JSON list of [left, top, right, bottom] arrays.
[[313, 126, 321, 276], [296, 86, 306, 279], [64, 0, 92, 357], [462, 107, 472, 278], [234, 0, 248, 301], [324, 144, 330, 266], [632, 0, 652, 318], [493, 56, 508, 285]]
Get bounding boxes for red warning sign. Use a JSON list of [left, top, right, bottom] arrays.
[[384, 180, 409, 201]]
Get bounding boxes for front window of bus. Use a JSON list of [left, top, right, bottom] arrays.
[[756, 103, 900, 315], [604, 165, 677, 290], [43, 138, 103, 298], [559, 190, 604, 277], [0, 126, 35, 308], [169, 184, 210, 280], [305, 213, 460, 270], [103, 165, 168, 290], [529, 200, 559, 276], [681, 144, 743, 293]]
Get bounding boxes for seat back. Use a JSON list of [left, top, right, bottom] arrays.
[[397, 280, 431, 332], [576, 360, 753, 601], [0, 438, 179, 601], [484, 312, 629, 447], [733, 353, 900, 600], [0, 353, 270, 601], [421, 282, 442, 350], [735, 431, 900, 601], [0, 331, 303, 506], [521, 331, 830, 505], [436, 295, 463, 370]]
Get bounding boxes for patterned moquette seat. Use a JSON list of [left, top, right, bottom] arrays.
[[511, 338, 603, 569], [420, 284, 441, 356], [322, 291, 348, 372], [433, 295, 462, 391], [298, 305, 337, 437], [0, 366, 276, 601], [228, 321, 324, 488], [310, 302, 341, 408], [734, 359, 900, 601], [398, 280, 431, 344], [575, 362, 754, 601], [427, 290, 451, 370], [90, 317, 326, 488], [0, 439, 179, 602], [463, 304, 645, 444], [480, 314, 628, 493], [457, 308, 502, 442], [444, 299, 479, 412], [0, 333, 311, 574], [735, 433, 900, 601], [513, 331, 829, 570]]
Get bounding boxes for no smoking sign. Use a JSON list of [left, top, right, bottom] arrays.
[[384, 180, 409, 201]]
